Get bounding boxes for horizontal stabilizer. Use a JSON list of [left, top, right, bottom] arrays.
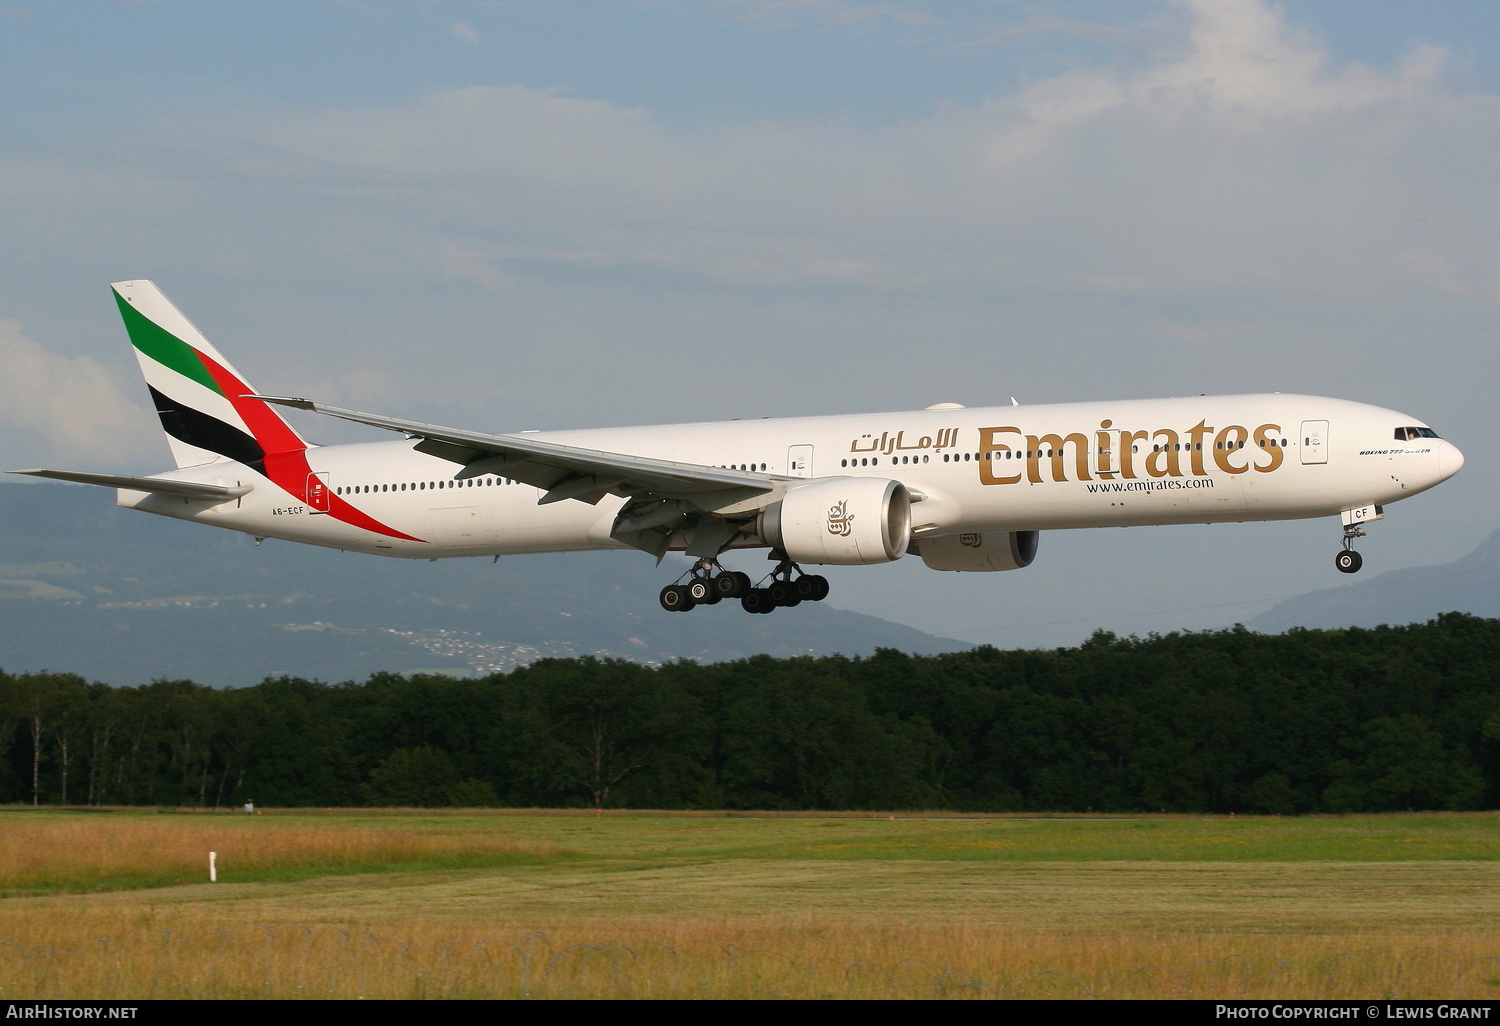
[[9, 469, 252, 500]]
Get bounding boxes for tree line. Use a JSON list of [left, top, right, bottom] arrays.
[[3, 612, 1498, 813]]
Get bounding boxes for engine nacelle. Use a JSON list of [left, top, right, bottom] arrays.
[[917, 531, 1039, 572], [759, 477, 911, 565]]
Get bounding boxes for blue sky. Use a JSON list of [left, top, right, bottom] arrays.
[[8, 2, 1499, 121], [3, 0, 1497, 647]]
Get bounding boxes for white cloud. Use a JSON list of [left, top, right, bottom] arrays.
[[450, 21, 479, 44], [207, 0, 1493, 314], [9, 0, 1499, 424], [0, 320, 157, 467], [1138, 0, 1444, 119]]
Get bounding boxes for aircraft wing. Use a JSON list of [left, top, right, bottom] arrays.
[[251, 395, 791, 558], [10, 469, 252, 500]]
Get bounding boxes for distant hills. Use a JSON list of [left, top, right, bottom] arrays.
[[1247, 530, 1500, 633], [0, 484, 966, 687], [7, 482, 1494, 689]]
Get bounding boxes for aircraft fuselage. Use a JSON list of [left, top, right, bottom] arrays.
[[120, 392, 1462, 560]]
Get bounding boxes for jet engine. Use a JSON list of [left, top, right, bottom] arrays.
[[916, 530, 1039, 572], [758, 477, 911, 565]]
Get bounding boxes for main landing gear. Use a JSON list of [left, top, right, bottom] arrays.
[[1335, 526, 1364, 574], [658, 559, 750, 612], [659, 556, 830, 614]]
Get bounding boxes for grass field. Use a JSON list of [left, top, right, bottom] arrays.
[[1, 808, 1496, 999]]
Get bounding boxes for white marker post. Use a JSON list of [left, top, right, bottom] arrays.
[[209, 851, 217, 883]]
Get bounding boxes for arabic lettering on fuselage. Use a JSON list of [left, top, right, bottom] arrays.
[[848, 428, 959, 456], [848, 420, 1289, 484]]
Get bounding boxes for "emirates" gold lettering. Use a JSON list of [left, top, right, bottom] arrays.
[[978, 422, 1285, 485]]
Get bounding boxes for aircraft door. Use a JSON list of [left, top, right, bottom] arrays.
[[1090, 429, 1122, 480], [1300, 421, 1329, 465], [307, 473, 331, 513], [788, 445, 813, 478]]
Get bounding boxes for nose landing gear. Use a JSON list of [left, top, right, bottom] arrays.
[[1335, 526, 1364, 574], [1335, 506, 1383, 574]]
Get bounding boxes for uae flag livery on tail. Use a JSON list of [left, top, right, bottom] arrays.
[[112, 281, 420, 542], [113, 282, 302, 473]]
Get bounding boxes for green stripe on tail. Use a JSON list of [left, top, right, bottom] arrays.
[[113, 289, 223, 395]]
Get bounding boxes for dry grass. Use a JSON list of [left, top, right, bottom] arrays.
[[1, 809, 1496, 999], [0, 812, 559, 893], [2, 916, 1497, 999]]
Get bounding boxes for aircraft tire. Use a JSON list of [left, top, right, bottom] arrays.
[[660, 584, 695, 611], [715, 571, 751, 599], [768, 581, 801, 606], [741, 589, 775, 614], [1335, 550, 1362, 574], [795, 575, 829, 601], [688, 579, 720, 604]]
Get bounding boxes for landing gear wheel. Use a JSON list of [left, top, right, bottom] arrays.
[[659, 584, 695, 611], [741, 589, 776, 614], [687, 579, 721, 605], [1335, 550, 1363, 574], [796, 575, 830, 602], [768, 581, 801, 607], [714, 571, 751, 599]]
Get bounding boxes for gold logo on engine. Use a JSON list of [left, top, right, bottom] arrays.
[[827, 499, 854, 537], [959, 533, 983, 547]]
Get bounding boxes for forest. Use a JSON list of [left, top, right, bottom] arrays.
[[2, 612, 1498, 814]]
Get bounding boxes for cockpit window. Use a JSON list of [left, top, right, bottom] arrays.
[[1394, 426, 1440, 441]]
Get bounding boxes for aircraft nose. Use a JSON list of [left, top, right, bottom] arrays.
[[1439, 440, 1465, 480]]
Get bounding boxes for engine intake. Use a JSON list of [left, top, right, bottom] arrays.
[[759, 477, 911, 565]]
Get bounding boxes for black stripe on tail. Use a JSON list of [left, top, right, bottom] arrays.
[[149, 385, 266, 476]]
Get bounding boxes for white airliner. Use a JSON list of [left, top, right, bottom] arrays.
[[14, 281, 1465, 613]]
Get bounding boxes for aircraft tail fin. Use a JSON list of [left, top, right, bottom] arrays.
[[112, 280, 308, 472]]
